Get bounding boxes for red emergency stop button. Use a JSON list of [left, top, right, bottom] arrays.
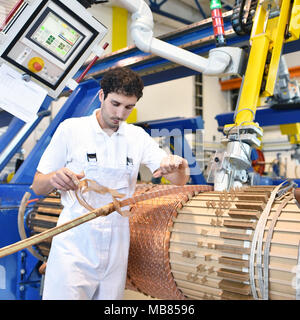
[[33, 62, 43, 72], [28, 57, 45, 73]]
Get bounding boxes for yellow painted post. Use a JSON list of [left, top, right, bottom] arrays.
[[224, 3, 270, 128], [229, 0, 295, 128], [112, 7, 138, 123], [264, 0, 291, 96], [126, 108, 137, 123], [234, 34, 270, 126], [280, 123, 300, 144], [288, 0, 300, 41], [249, 1, 266, 39], [112, 6, 128, 52]]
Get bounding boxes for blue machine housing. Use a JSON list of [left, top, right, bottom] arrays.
[[134, 116, 206, 184], [0, 184, 43, 299]]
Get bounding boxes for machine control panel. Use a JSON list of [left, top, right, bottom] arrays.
[[0, 0, 107, 98]]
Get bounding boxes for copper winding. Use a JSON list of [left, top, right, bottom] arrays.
[[126, 184, 212, 299], [294, 188, 300, 206], [74, 178, 129, 215]]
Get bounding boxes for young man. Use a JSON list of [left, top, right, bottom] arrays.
[[32, 67, 189, 300]]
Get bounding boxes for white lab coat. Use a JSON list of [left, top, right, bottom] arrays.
[[37, 109, 167, 300]]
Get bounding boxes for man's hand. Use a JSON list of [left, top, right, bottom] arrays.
[[49, 168, 85, 191], [32, 168, 85, 195], [153, 155, 190, 185]]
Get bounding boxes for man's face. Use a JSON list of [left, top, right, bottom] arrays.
[[98, 89, 138, 130]]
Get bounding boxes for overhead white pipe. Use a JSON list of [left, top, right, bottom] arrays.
[[116, 0, 236, 76]]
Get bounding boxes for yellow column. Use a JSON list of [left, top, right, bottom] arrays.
[[227, 0, 293, 128], [264, 0, 291, 96], [234, 34, 270, 126], [112, 6, 128, 51], [280, 123, 300, 144], [287, 0, 300, 41], [112, 7, 137, 123]]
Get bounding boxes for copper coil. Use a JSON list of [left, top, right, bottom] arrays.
[[126, 184, 213, 299], [294, 188, 300, 206]]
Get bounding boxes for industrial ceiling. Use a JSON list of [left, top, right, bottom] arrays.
[[0, 0, 235, 29]]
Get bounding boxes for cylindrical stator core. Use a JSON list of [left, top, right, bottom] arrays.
[[126, 184, 300, 300], [27, 185, 300, 300]]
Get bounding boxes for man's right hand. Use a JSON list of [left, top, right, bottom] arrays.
[[49, 168, 85, 191], [32, 168, 85, 195]]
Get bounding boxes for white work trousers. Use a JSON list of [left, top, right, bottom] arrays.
[[42, 212, 130, 300]]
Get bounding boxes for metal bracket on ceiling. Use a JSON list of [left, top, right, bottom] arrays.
[[193, 0, 207, 19], [148, 0, 233, 25], [148, 0, 193, 25], [221, 0, 233, 10]]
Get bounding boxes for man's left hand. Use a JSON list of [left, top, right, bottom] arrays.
[[153, 155, 189, 179]]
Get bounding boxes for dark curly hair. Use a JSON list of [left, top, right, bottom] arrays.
[[100, 67, 144, 101]]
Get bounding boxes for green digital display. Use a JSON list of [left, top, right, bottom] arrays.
[[30, 11, 83, 61]]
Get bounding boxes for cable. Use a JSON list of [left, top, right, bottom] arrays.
[[17, 192, 45, 261]]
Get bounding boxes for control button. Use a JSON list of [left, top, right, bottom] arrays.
[[33, 62, 43, 72], [28, 57, 44, 73]]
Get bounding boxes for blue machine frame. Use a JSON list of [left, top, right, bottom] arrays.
[[0, 184, 43, 299], [215, 106, 300, 129], [0, 102, 52, 174], [135, 116, 206, 184]]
